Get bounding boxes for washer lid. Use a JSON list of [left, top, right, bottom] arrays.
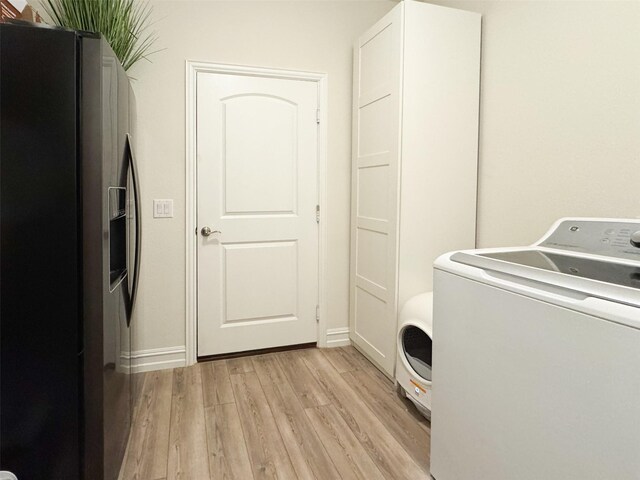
[[451, 250, 640, 309], [479, 250, 640, 290]]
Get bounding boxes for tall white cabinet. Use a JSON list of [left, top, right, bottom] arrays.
[[349, 1, 481, 376]]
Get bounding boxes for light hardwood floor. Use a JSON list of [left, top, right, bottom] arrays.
[[121, 346, 431, 480]]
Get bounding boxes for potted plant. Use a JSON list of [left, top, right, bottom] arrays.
[[42, 0, 158, 71]]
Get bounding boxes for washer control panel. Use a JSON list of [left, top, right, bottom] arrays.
[[539, 219, 640, 261]]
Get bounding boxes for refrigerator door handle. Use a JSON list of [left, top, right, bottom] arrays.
[[126, 133, 141, 324]]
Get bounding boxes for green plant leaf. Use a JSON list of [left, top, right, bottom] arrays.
[[42, 0, 158, 72]]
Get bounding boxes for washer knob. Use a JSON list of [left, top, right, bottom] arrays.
[[630, 231, 640, 248]]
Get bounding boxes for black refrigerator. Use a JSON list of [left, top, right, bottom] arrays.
[[0, 21, 141, 480]]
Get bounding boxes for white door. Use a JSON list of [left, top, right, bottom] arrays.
[[197, 72, 319, 357], [350, 6, 403, 376]]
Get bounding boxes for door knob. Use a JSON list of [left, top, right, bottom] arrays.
[[201, 226, 221, 237]]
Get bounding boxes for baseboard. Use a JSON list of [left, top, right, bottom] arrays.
[[121, 346, 186, 373], [325, 327, 351, 347], [121, 332, 345, 371]]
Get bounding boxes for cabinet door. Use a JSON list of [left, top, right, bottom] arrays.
[[349, 3, 403, 376]]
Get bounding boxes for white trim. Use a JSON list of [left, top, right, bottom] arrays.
[[120, 346, 186, 374], [325, 327, 351, 348], [185, 61, 329, 365], [186, 61, 198, 366], [316, 68, 330, 348]]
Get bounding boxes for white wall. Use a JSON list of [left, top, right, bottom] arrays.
[[429, 0, 640, 247], [128, 0, 395, 355]]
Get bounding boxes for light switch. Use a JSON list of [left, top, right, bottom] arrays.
[[153, 199, 174, 218]]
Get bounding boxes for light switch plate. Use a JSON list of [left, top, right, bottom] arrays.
[[153, 199, 174, 218]]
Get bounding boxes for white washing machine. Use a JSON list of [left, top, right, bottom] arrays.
[[396, 292, 433, 418], [430, 218, 640, 480]]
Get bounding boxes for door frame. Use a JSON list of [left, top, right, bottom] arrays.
[[185, 61, 329, 366]]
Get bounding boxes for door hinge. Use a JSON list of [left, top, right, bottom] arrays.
[[316, 305, 320, 322], [316, 204, 320, 223], [316, 109, 321, 124]]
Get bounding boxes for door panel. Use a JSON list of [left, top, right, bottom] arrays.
[[357, 95, 394, 156], [222, 241, 298, 323], [101, 43, 132, 480], [197, 72, 319, 356], [357, 164, 389, 220], [359, 23, 394, 94], [350, 6, 403, 376], [356, 229, 387, 288], [223, 96, 298, 215], [0, 25, 81, 479]]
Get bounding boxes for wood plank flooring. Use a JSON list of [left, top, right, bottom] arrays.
[[120, 346, 431, 480]]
